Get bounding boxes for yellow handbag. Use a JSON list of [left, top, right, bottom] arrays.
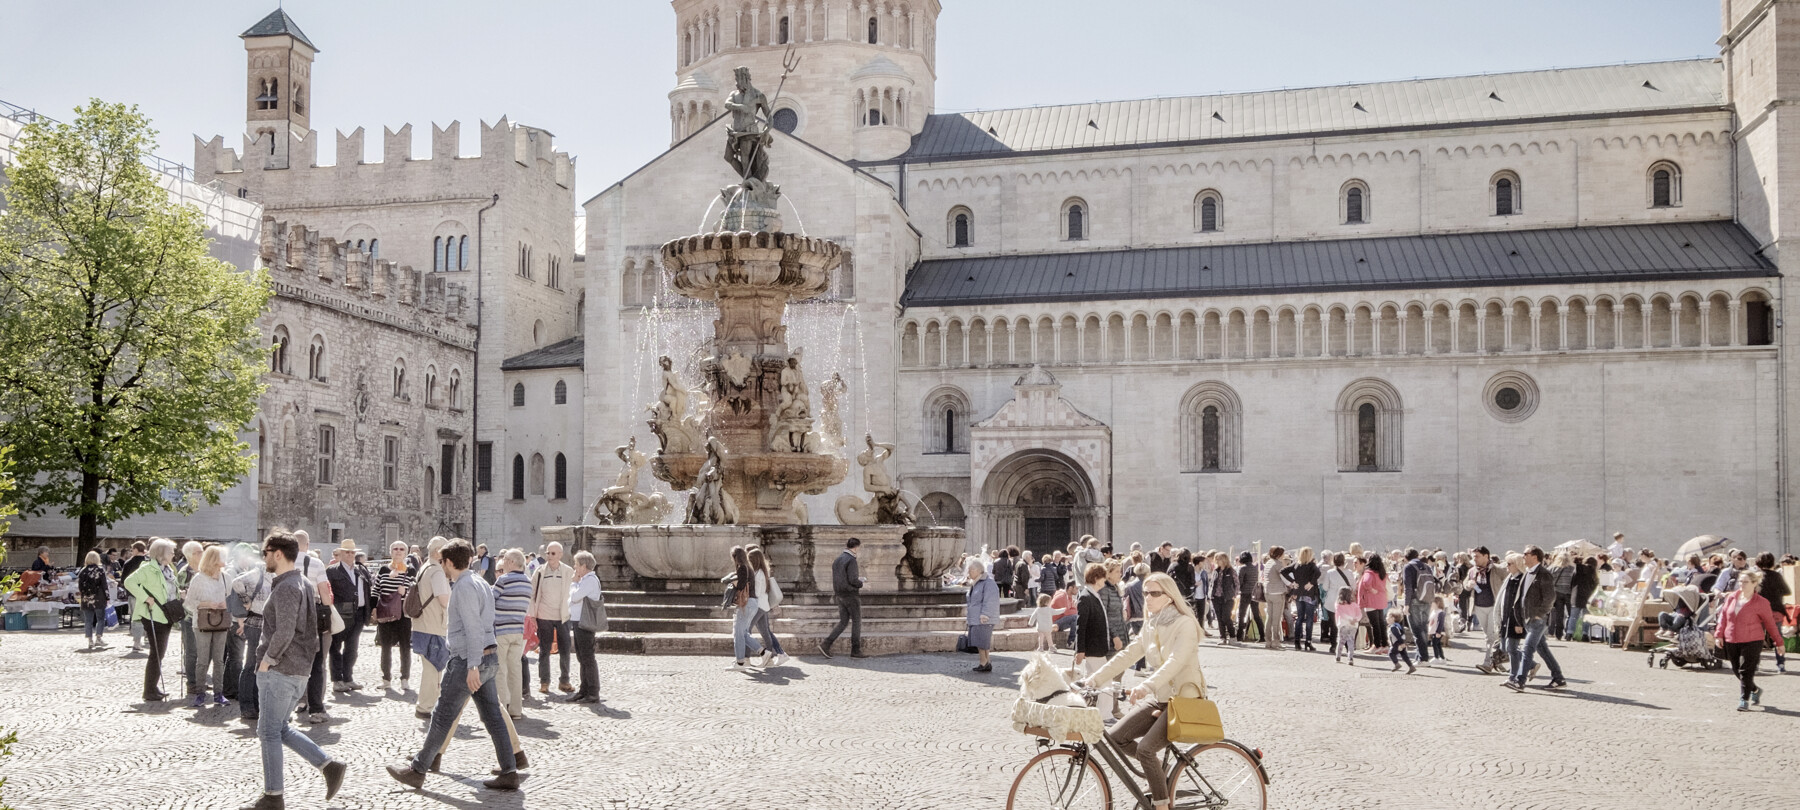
[[1164, 687, 1225, 744]]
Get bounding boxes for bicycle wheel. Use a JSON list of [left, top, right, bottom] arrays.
[[1006, 747, 1112, 810], [1167, 742, 1267, 810]]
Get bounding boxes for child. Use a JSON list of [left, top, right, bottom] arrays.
[[1387, 610, 1416, 673], [1428, 595, 1448, 663], [1333, 586, 1361, 665], [1031, 593, 1056, 652]]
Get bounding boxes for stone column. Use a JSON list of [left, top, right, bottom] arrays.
[[1729, 299, 1742, 346], [1700, 301, 1713, 347], [859, 2, 871, 43], [1396, 310, 1409, 355], [1447, 310, 1460, 353], [909, 10, 919, 49], [1528, 313, 1540, 352], [1476, 312, 1487, 353], [750, 7, 761, 45], [960, 321, 970, 367], [1587, 306, 1596, 350], [805, 0, 815, 41], [890, 6, 902, 47]]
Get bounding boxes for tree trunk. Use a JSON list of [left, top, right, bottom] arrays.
[[77, 471, 100, 561]]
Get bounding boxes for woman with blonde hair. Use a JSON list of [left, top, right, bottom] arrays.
[[1291, 547, 1321, 651], [123, 538, 179, 702], [76, 550, 112, 650], [1077, 572, 1206, 810], [187, 545, 232, 707], [1716, 568, 1783, 711]]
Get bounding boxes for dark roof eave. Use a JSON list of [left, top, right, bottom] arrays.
[[870, 105, 1730, 167]]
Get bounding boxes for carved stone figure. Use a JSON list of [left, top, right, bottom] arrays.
[[723, 67, 772, 183], [835, 434, 914, 526], [648, 355, 704, 454], [594, 437, 672, 525], [716, 348, 755, 415], [685, 436, 739, 525]]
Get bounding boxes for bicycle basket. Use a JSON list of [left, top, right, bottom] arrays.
[[1011, 698, 1106, 743]]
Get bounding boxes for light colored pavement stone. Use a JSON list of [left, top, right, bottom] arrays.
[[0, 627, 1791, 809]]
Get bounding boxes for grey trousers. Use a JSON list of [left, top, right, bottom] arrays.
[[192, 628, 229, 695]]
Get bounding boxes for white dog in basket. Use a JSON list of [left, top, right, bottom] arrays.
[[1010, 653, 1107, 743]]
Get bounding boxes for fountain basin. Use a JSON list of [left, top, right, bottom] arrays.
[[660, 231, 842, 301], [653, 451, 847, 525]]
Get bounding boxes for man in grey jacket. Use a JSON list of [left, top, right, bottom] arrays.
[[819, 537, 866, 659], [241, 531, 345, 810]]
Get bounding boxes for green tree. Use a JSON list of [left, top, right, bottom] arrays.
[[0, 448, 15, 810], [0, 101, 268, 558]]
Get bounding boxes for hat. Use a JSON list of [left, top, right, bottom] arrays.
[[336, 539, 358, 552]]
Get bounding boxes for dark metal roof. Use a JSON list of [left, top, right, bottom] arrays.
[[891, 60, 1720, 162], [241, 9, 317, 50], [902, 221, 1775, 308], [500, 336, 584, 371]]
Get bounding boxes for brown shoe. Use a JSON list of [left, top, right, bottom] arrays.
[[538, 683, 550, 694], [483, 770, 521, 791], [558, 680, 575, 693], [492, 750, 530, 775], [386, 764, 426, 789], [427, 753, 442, 773]]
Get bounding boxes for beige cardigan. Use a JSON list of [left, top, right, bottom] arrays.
[[1090, 606, 1207, 702]]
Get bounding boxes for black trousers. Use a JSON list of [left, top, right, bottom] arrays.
[[1723, 640, 1765, 700], [1237, 598, 1263, 641], [221, 623, 243, 700], [572, 627, 599, 699], [236, 620, 261, 718], [825, 595, 862, 652], [536, 618, 572, 685], [329, 605, 366, 682], [1211, 597, 1234, 641], [1365, 609, 1389, 648], [305, 644, 327, 713], [139, 619, 172, 700]]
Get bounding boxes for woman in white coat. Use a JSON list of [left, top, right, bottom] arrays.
[[1076, 572, 1207, 810]]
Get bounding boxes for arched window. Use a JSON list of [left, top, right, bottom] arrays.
[[554, 379, 568, 405], [356, 239, 365, 252], [256, 78, 279, 110], [458, 235, 469, 270], [553, 453, 568, 500], [510, 454, 525, 500], [779, 16, 789, 44], [924, 386, 971, 454], [948, 206, 973, 247], [1649, 161, 1681, 208], [425, 365, 438, 405], [1194, 190, 1222, 232], [448, 369, 461, 409], [307, 335, 326, 381], [392, 359, 406, 399], [1337, 378, 1403, 472], [433, 236, 443, 272], [368, 239, 379, 261], [1341, 180, 1370, 225], [529, 453, 546, 496], [868, 108, 882, 126], [270, 325, 290, 374], [1491, 171, 1522, 216], [868, 16, 879, 44], [1180, 382, 1242, 472], [512, 382, 526, 407], [1062, 198, 1088, 241]]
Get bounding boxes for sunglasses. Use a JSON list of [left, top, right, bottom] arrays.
[[1144, 589, 1167, 599]]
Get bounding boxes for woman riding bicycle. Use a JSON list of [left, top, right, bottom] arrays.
[[1075, 571, 1207, 810]]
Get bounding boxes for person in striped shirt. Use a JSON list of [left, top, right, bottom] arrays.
[[492, 550, 533, 720]]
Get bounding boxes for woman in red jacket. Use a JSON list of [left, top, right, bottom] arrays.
[[1715, 569, 1784, 712]]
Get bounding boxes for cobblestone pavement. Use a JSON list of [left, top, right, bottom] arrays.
[[0, 627, 1791, 809]]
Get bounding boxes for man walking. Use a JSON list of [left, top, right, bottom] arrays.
[[240, 531, 346, 810], [387, 540, 520, 791], [1467, 547, 1505, 674], [528, 541, 575, 695], [327, 540, 372, 693], [819, 537, 866, 659], [1504, 546, 1567, 691], [291, 530, 333, 724], [492, 550, 532, 719], [1402, 549, 1435, 664]]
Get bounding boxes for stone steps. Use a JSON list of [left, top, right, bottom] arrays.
[[595, 626, 1042, 656]]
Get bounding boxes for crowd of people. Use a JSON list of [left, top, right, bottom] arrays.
[[43, 531, 608, 809], [958, 532, 1795, 711]]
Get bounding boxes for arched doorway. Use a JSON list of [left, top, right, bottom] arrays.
[[978, 449, 1099, 558]]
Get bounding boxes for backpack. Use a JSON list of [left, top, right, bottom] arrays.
[[403, 564, 434, 620], [1417, 566, 1439, 605]]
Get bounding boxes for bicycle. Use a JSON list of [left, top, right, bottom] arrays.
[[1006, 684, 1270, 810]]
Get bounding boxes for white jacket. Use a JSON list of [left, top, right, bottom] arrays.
[[1090, 607, 1207, 702]]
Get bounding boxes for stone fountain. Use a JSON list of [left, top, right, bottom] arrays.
[[544, 66, 1022, 656]]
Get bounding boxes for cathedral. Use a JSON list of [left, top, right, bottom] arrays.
[[18, 4, 1800, 560]]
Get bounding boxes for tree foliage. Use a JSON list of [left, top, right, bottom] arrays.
[[0, 101, 269, 554]]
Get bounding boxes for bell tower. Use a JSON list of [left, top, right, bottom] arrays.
[[240, 8, 317, 169], [668, 1, 941, 162]]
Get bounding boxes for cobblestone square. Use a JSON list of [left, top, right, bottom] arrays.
[[0, 627, 1790, 810]]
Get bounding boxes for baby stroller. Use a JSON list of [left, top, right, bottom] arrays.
[[1648, 592, 1721, 670]]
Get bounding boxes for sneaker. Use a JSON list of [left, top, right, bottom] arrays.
[[333, 681, 353, 693], [1545, 679, 1567, 690], [399, 678, 409, 690], [321, 760, 346, 801], [191, 693, 208, 708], [972, 663, 992, 673], [850, 651, 870, 659], [1752, 687, 1764, 706], [1503, 680, 1524, 693], [215, 694, 230, 706], [380, 679, 391, 691], [1406, 663, 1417, 674], [1347, 658, 1355, 667], [758, 651, 775, 668], [728, 661, 747, 671], [1476, 663, 1494, 675], [347, 681, 365, 690], [817, 642, 833, 659], [1391, 664, 1401, 672], [238, 792, 285, 810], [307, 712, 328, 725], [1738, 699, 1751, 712], [772, 653, 791, 667], [415, 709, 432, 719]]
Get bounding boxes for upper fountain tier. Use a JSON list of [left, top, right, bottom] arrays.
[[660, 231, 842, 354]]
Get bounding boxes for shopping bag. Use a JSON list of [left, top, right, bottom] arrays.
[[104, 605, 119, 628], [525, 616, 540, 654]]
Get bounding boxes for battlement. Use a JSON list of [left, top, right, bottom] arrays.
[[196, 116, 573, 189], [260, 216, 476, 347]]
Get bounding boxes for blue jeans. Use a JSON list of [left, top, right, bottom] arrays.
[[256, 670, 332, 795], [733, 605, 765, 662], [1565, 603, 1587, 640], [1407, 601, 1432, 660], [750, 607, 785, 656], [238, 622, 262, 718], [411, 653, 514, 775], [80, 606, 105, 641], [1507, 618, 1563, 685], [1295, 599, 1318, 643]]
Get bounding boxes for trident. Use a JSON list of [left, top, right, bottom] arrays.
[[744, 45, 802, 176]]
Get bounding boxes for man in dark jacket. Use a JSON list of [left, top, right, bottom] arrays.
[[326, 541, 376, 693], [1211, 554, 1238, 645], [1073, 566, 1112, 665], [820, 537, 866, 659], [992, 548, 1015, 600], [242, 531, 346, 810], [1504, 546, 1566, 691]]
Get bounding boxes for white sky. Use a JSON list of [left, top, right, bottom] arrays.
[[1, 1, 1721, 206]]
